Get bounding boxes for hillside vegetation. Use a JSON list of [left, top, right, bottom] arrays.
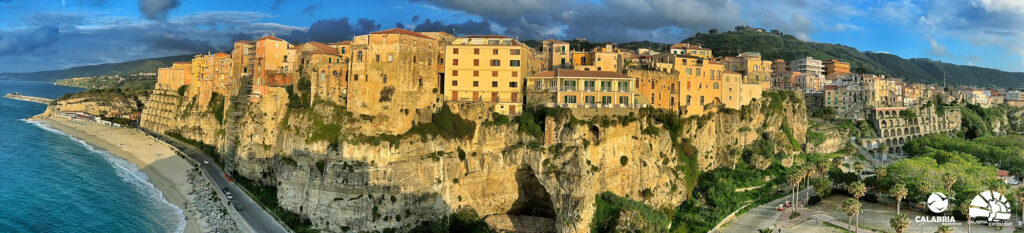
[[0, 55, 193, 82], [682, 30, 1024, 87]]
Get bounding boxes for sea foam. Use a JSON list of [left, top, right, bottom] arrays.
[[27, 120, 187, 233]]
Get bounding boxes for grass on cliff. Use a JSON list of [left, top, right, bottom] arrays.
[[208, 92, 225, 124], [591, 192, 671, 232]]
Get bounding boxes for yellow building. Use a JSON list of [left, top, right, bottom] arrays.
[[156, 62, 192, 91], [674, 55, 726, 116], [572, 44, 623, 72], [542, 40, 571, 70], [721, 52, 772, 90], [669, 43, 712, 59], [298, 42, 347, 104], [630, 69, 679, 111], [444, 35, 533, 115], [823, 59, 851, 78], [525, 69, 636, 108]]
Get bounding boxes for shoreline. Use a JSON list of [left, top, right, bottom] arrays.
[[33, 117, 202, 233]]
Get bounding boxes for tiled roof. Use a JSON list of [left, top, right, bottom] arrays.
[[824, 85, 838, 90], [258, 35, 284, 42], [529, 69, 630, 79], [328, 41, 352, 45], [305, 42, 339, 56], [370, 28, 432, 39]]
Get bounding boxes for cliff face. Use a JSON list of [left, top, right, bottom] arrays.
[[33, 90, 142, 119], [160, 88, 809, 232]]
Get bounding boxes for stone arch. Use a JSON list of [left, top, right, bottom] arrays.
[[889, 129, 896, 138], [903, 128, 909, 135], [886, 138, 892, 145], [883, 130, 889, 137], [881, 120, 888, 128], [898, 137, 905, 145]]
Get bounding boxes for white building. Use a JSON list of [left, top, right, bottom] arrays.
[[792, 56, 824, 78]]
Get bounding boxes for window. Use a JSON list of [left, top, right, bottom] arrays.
[[413, 56, 417, 63], [696, 68, 701, 76], [584, 81, 595, 91], [490, 59, 500, 66], [474, 59, 479, 66], [452, 80, 458, 86], [453, 48, 459, 54], [328, 58, 332, 63], [453, 70, 459, 76], [493, 49, 498, 55], [700, 96, 705, 105], [509, 82, 518, 88], [601, 81, 611, 91], [512, 71, 518, 77], [340, 47, 346, 54], [713, 82, 719, 89], [474, 48, 479, 54], [512, 93, 518, 102], [354, 74, 359, 81], [585, 96, 595, 104], [453, 59, 459, 66], [619, 96, 628, 104], [388, 55, 393, 62], [492, 71, 498, 77], [686, 68, 692, 75], [473, 81, 479, 87], [383, 75, 387, 83], [492, 81, 498, 87], [473, 71, 479, 77], [564, 95, 577, 103], [511, 49, 520, 55], [375, 55, 380, 62], [686, 95, 691, 105], [357, 52, 363, 62], [510, 60, 521, 67]]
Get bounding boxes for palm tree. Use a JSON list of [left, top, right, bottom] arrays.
[[758, 228, 772, 233], [849, 181, 866, 231], [935, 225, 953, 233], [815, 178, 832, 198], [876, 167, 887, 178], [890, 183, 908, 215], [853, 161, 865, 174], [889, 213, 909, 233], [943, 173, 957, 196], [787, 171, 802, 212], [842, 198, 861, 233]]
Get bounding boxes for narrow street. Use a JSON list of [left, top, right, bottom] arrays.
[[146, 130, 289, 233]]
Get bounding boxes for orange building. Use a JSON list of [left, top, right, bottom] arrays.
[[253, 35, 294, 89], [525, 69, 637, 108], [298, 42, 348, 104], [824, 59, 851, 78]]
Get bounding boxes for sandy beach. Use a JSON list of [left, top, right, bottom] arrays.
[[35, 117, 203, 233]]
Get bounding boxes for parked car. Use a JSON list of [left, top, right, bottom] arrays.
[[234, 203, 243, 211], [777, 204, 785, 211], [225, 192, 233, 200]]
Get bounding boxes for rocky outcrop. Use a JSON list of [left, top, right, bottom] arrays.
[[157, 89, 809, 232], [33, 90, 142, 119]]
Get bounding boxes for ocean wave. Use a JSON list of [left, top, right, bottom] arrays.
[[26, 119, 187, 233]]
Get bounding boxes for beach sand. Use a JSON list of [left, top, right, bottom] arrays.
[[36, 118, 202, 233]]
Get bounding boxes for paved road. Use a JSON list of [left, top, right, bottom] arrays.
[[721, 188, 815, 233], [146, 130, 289, 233]]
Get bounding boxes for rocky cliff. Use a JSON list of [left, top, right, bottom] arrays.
[[32, 89, 143, 119], [159, 88, 810, 232]]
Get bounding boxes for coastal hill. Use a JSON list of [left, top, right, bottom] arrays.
[[0, 55, 193, 82], [681, 27, 1024, 87]]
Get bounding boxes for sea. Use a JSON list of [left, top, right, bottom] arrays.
[[0, 80, 185, 233]]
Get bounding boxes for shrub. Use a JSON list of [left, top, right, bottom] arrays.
[[378, 86, 395, 102], [177, 85, 188, 97], [620, 155, 629, 166]]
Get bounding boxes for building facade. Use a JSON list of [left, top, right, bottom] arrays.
[[444, 35, 533, 115]]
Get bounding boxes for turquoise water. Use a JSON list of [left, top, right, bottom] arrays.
[[0, 80, 185, 233]]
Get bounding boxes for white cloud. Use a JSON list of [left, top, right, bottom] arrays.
[[927, 37, 949, 57]]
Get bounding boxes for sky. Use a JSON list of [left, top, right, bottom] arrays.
[[0, 0, 1022, 73]]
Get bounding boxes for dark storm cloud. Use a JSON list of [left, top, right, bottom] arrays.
[[282, 17, 381, 43], [0, 26, 60, 55], [302, 5, 320, 16], [229, 32, 256, 43], [410, 0, 866, 42], [138, 0, 181, 20], [137, 33, 216, 52], [413, 18, 493, 35]]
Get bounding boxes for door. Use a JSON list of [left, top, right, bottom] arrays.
[[473, 92, 479, 102], [452, 91, 458, 101]]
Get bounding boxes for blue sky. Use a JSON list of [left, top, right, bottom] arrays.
[[0, 0, 1022, 73]]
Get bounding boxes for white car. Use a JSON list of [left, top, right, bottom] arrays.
[[204, 160, 209, 164], [225, 192, 233, 200]]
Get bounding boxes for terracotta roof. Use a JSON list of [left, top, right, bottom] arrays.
[[305, 42, 339, 56], [258, 35, 284, 42], [998, 170, 1010, 176], [529, 69, 630, 79], [370, 28, 432, 39], [234, 40, 250, 44], [824, 85, 838, 90], [328, 41, 352, 45], [213, 52, 230, 58]]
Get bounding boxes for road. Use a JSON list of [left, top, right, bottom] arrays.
[[720, 188, 815, 233], [146, 130, 289, 233]]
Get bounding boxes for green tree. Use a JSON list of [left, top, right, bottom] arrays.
[[842, 198, 861, 233], [1017, 187, 1024, 228], [935, 224, 953, 233], [943, 173, 957, 197], [848, 181, 866, 231], [787, 171, 803, 212], [890, 183, 908, 215], [814, 178, 832, 198], [960, 198, 972, 233], [889, 213, 909, 233]]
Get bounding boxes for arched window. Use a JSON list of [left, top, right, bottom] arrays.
[[357, 51, 363, 62]]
